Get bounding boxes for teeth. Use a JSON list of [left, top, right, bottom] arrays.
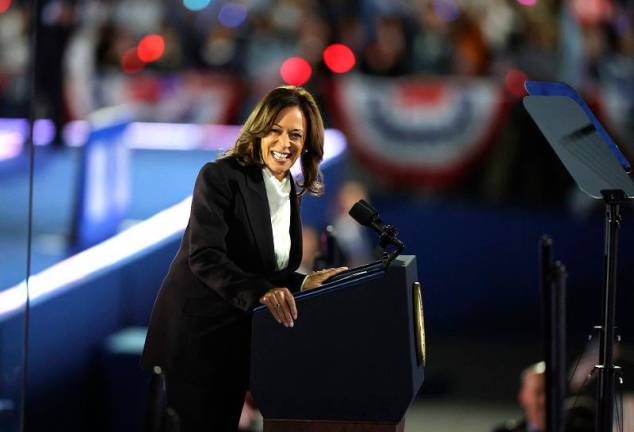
[[272, 151, 290, 161]]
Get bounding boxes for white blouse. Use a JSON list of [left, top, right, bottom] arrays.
[[262, 168, 292, 270]]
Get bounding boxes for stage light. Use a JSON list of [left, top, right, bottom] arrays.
[[516, 0, 537, 6], [183, 0, 211, 11], [323, 44, 355, 74], [121, 48, 144, 74], [218, 2, 247, 28], [137, 34, 165, 63], [505, 68, 528, 98], [280, 57, 312, 86], [0, 0, 11, 14]]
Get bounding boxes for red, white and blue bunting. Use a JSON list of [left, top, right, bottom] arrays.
[[329, 75, 510, 189], [67, 72, 242, 125]]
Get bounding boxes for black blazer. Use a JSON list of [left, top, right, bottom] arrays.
[[141, 156, 304, 382]]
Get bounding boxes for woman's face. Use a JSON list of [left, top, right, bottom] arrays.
[[260, 105, 306, 181]]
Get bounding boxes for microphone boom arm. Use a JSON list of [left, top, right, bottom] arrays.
[[378, 224, 405, 268]]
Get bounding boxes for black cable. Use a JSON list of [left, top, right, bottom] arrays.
[[21, 0, 41, 430], [566, 338, 587, 389], [615, 373, 624, 432], [570, 367, 596, 412], [567, 331, 596, 411]]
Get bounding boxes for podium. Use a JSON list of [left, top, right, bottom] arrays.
[[251, 256, 425, 431]]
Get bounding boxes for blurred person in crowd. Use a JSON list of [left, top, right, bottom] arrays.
[[0, 2, 29, 117], [330, 180, 375, 267], [35, 0, 77, 146], [200, 25, 245, 73], [450, 10, 490, 76], [360, 13, 411, 76], [493, 361, 594, 432], [299, 225, 320, 273], [141, 86, 347, 431], [493, 362, 546, 432], [243, 0, 302, 81], [411, 0, 455, 75]]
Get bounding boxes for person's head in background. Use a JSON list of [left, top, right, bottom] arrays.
[[335, 180, 368, 216], [518, 361, 546, 431], [227, 85, 325, 195], [300, 225, 319, 273]]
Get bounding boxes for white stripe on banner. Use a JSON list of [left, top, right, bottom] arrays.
[[330, 74, 509, 189]]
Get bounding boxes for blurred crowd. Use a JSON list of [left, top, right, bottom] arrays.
[[1, 0, 633, 118], [1, 0, 633, 210]]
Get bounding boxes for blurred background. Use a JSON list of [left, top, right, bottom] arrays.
[[1, 0, 634, 430]]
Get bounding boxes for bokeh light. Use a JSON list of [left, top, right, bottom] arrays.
[[323, 44, 356, 74], [183, 0, 211, 12], [280, 57, 312, 86], [505, 68, 528, 98], [121, 48, 145, 74], [516, 0, 537, 6], [137, 34, 165, 63], [0, 0, 12, 14], [218, 2, 247, 28]]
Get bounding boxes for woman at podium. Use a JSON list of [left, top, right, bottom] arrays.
[[141, 86, 347, 431]]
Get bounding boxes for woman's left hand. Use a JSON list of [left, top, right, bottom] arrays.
[[302, 267, 349, 291]]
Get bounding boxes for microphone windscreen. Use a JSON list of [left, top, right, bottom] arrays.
[[348, 200, 377, 226]]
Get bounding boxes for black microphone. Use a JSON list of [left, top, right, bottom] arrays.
[[348, 199, 385, 235], [348, 199, 405, 268]]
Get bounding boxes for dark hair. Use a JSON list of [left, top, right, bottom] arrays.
[[225, 86, 325, 196]]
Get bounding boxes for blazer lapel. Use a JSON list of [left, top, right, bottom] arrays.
[[288, 180, 302, 271], [241, 165, 276, 272]]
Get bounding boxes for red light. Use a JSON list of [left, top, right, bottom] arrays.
[[323, 44, 355, 74], [121, 48, 144, 74], [137, 34, 165, 63], [505, 68, 528, 98], [0, 0, 12, 14], [280, 57, 312, 86]]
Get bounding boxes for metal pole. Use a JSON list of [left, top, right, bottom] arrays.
[[540, 236, 557, 432], [552, 261, 567, 432], [596, 190, 624, 432]]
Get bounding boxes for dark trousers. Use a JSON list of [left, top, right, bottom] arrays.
[[165, 374, 247, 432]]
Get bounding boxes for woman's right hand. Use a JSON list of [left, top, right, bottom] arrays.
[[259, 287, 297, 328]]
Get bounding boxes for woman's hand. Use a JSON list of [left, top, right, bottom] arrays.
[[259, 287, 297, 328], [302, 267, 349, 291]]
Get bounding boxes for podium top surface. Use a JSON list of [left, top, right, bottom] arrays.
[[523, 82, 634, 199]]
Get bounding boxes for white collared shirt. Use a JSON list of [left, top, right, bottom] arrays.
[[262, 168, 292, 270]]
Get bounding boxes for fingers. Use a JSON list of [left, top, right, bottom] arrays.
[[322, 266, 349, 279], [274, 289, 294, 327], [259, 287, 297, 328], [303, 266, 349, 290]]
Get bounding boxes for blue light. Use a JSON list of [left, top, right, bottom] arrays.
[[183, 0, 211, 12], [218, 2, 247, 28]]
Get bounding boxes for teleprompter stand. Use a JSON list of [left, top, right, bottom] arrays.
[[523, 80, 634, 432]]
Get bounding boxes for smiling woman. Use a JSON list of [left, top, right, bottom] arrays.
[[229, 85, 325, 195], [260, 106, 306, 181], [141, 85, 347, 431]]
